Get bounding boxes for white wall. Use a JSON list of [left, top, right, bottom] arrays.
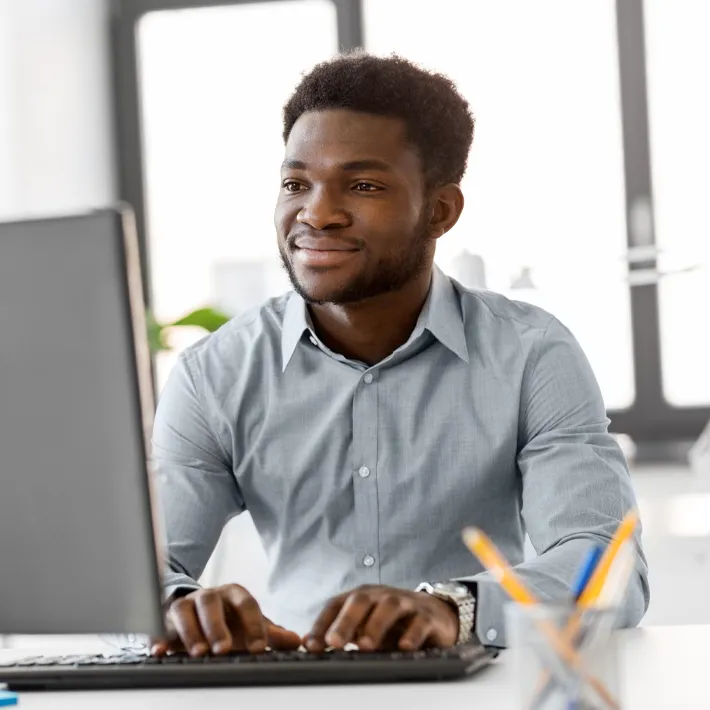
[[0, 0, 116, 220]]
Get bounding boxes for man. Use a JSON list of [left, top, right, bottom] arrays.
[[151, 52, 649, 657]]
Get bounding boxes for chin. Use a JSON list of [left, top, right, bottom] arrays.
[[296, 284, 349, 306], [292, 270, 354, 305]]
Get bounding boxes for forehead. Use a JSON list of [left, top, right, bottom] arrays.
[[284, 109, 422, 176]]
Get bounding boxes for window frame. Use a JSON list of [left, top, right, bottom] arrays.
[[610, 0, 709, 444]]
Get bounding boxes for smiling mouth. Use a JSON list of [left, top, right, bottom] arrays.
[[293, 246, 360, 267]]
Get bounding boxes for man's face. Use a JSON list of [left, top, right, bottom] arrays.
[[275, 109, 433, 305]]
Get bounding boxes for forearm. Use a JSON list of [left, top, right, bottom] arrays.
[[458, 536, 648, 648]]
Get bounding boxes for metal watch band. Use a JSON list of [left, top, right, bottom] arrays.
[[415, 582, 476, 645], [453, 592, 475, 645]]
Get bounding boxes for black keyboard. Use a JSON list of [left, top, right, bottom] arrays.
[[0, 645, 497, 690]]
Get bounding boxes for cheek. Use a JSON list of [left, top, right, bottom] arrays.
[[370, 212, 421, 250], [273, 202, 293, 237], [376, 197, 422, 234]]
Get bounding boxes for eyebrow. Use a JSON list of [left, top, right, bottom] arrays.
[[281, 158, 394, 172]]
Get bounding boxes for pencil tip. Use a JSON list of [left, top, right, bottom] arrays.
[[461, 527, 479, 546]]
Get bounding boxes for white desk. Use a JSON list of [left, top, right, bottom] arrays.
[[1, 626, 705, 709]]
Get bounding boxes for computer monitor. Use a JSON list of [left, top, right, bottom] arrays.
[[0, 207, 165, 635]]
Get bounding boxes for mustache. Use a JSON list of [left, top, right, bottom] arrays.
[[287, 230, 364, 250]]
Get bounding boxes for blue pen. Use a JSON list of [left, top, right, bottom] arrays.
[[531, 545, 607, 710], [0, 690, 18, 707], [571, 545, 604, 601], [563, 546, 604, 710]]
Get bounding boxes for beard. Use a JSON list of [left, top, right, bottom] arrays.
[[278, 218, 431, 306]]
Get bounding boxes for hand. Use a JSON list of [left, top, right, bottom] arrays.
[[304, 584, 459, 653], [150, 584, 301, 657]]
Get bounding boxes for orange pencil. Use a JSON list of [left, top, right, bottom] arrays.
[[577, 510, 639, 607]]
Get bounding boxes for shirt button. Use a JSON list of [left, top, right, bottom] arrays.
[[363, 373, 373, 384], [363, 555, 375, 567], [486, 628, 498, 643], [358, 466, 371, 478]]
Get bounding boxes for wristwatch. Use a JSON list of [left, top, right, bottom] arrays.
[[415, 581, 476, 645]]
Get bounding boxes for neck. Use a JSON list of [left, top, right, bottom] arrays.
[[307, 269, 433, 366]]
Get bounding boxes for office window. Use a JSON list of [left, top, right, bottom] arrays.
[[644, 0, 710, 407], [363, 0, 634, 410], [137, 1, 337, 389]]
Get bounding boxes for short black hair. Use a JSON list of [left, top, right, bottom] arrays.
[[282, 52, 475, 189]]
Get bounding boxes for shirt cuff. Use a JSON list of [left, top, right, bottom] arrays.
[[455, 572, 508, 648], [163, 582, 201, 605]]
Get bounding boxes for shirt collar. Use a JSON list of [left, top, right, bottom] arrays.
[[419, 265, 469, 363], [280, 265, 469, 372], [281, 291, 310, 372]]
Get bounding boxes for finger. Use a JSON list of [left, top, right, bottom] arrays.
[[304, 597, 345, 652], [163, 637, 189, 655], [152, 630, 187, 655], [357, 594, 414, 651], [325, 591, 376, 648], [194, 589, 233, 654], [150, 613, 183, 656], [169, 597, 209, 656], [266, 621, 302, 650], [149, 639, 169, 656], [397, 613, 433, 651], [223, 585, 268, 653]]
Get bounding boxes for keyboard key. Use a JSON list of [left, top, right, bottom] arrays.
[[55, 656, 88, 666], [114, 656, 145, 665], [270, 652, 294, 661], [228, 655, 257, 663], [253, 654, 277, 663]]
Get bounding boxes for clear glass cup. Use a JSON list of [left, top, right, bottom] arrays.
[[504, 602, 622, 710]]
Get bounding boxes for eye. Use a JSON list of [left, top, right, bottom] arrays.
[[282, 180, 305, 193], [353, 182, 381, 192]]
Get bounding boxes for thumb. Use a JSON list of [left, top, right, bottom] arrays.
[[265, 618, 302, 650]]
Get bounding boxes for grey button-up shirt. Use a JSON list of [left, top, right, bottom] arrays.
[[152, 266, 649, 647]]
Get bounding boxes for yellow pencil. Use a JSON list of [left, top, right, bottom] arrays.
[[462, 527, 619, 710], [462, 528, 539, 604], [577, 510, 639, 607]]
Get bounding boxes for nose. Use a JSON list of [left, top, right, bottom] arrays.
[[296, 185, 350, 230]]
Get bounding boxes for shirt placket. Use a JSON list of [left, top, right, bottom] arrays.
[[351, 368, 380, 583]]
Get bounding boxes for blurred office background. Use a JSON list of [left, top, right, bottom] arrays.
[[1, 0, 709, 645]]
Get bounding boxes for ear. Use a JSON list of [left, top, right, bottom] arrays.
[[426, 184, 465, 240]]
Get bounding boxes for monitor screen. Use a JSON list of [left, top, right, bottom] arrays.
[[0, 208, 163, 635]]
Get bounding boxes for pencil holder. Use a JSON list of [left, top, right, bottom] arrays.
[[504, 602, 622, 710]]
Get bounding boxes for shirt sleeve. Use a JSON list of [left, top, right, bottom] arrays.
[[151, 351, 245, 601], [459, 316, 650, 648]]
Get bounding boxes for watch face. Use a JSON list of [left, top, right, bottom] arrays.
[[433, 582, 469, 599]]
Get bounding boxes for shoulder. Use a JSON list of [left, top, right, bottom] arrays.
[[177, 292, 291, 377], [456, 282, 584, 371], [452, 281, 593, 386], [457, 283, 554, 333]]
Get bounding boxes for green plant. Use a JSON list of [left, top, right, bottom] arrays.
[[147, 306, 231, 353]]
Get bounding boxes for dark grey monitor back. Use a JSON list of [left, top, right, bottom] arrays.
[[0, 208, 165, 635]]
